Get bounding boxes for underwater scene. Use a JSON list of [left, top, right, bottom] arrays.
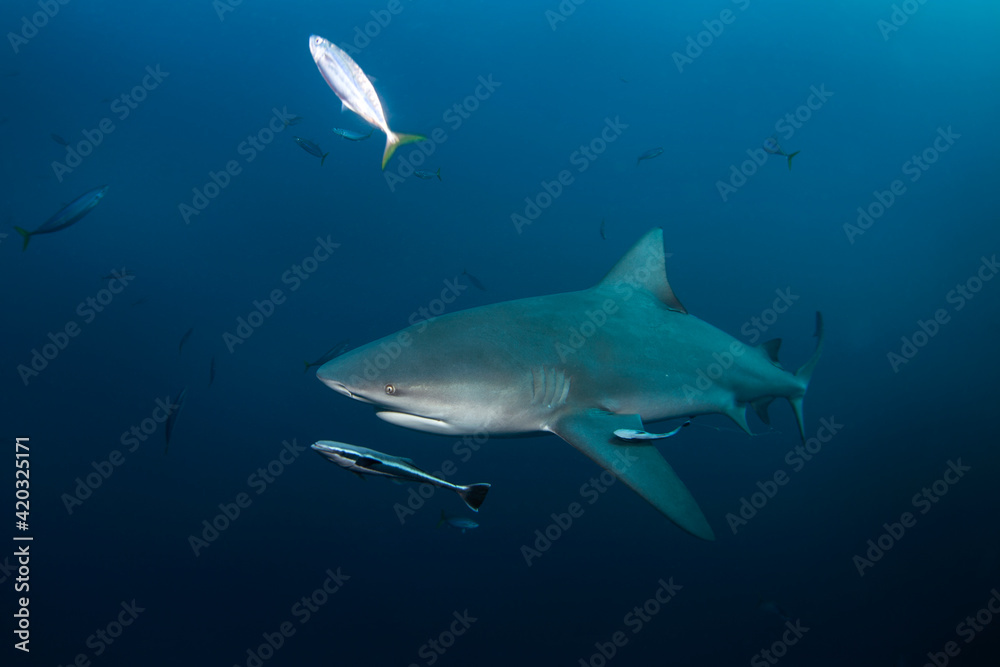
[[2, 0, 999, 665]]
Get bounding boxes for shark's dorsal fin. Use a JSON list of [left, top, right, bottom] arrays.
[[598, 228, 687, 313]]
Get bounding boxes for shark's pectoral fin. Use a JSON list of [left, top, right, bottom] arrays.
[[549, 410, 715, 541]]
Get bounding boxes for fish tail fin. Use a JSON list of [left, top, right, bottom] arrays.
[[321, 152, 329, 166], [790, 312, 825, 440], [436, 510, 446, 528], [786, 151, 800, 170], [382, 131, 426, 170], [456, 483, 491, 512], [303, 361, 311, 372], [14, 227, 30, 251], [436, 167, 441, 181]]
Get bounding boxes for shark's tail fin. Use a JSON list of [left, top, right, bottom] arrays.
[[786, 151, 800, 170], [382, 131, 426, 170], [14, 226, 31, 251], [790, 312, 825, 440], [456, 483, 490, 512]]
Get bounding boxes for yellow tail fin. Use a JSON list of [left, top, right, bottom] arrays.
[[382, 132, 426, 170]]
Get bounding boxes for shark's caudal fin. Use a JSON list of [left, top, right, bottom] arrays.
[[457, 483, 491, 512], [786, 151, 800, 170], [382, 131, 426, 170], [551, 409, 715, 540], [598, 227, 687, 313], [789, 312, 825, 440], [14, 226, 31, 251]]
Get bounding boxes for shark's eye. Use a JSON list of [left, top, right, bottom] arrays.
[[384, 384, 396, 395]]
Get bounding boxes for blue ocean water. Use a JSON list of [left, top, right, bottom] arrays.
[[2, 0, 999, 665]]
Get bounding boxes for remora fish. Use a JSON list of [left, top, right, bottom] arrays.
[[316, 228, 824, 540], [309, 35, 425, 169], [763, 136, 800, 170], [415, 168, 441, 181], [304, 339, 352, 372], [15, 185, 108, 250], [332, 127, 374, 141], [294, 137, 329, 165], [636, 147, 664, 165], [311, 441, 491, 511], [164, 387, 188, 454]]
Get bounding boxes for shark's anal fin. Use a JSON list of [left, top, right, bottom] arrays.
[[550, 410, 715, 540]]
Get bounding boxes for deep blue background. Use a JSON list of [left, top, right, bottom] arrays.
[[2, 0, 999, 665]]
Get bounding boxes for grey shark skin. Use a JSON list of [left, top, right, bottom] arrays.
[[317, 229, 824, 540]]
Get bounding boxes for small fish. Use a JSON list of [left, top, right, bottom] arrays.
[[293, 137, 329, 165], [636, 147, 664, 166], [600, 218, 606, 240], [461, 269, 486, 291], [311, 441, 491, 511], [415, 168, 441, 181], [758, 597, 792, 623], [51, 133, 69, 146], [101, 268, 134, 281], [309, 35, 426, 169], [438, 510, 480, 533], [304, 339, 352, 372], [208, 356, 216, 387], [129, 298, 146, 308], [615, 420, 690, 441], [15, 185, 108, 250], [331, 127, 374, 141], [164, 387, 188, 454], [762, 136, 800, 170], [178, 327, 194, 354], [283, 114, 304, 127]]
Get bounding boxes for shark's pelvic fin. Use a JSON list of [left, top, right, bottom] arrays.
[[550, 409, 714, 540], [598, 228, 687, 313]]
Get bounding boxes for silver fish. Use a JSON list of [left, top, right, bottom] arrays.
[[309, 35, 425, 169], [51, 133, 69, 146], [614, 420, 690, 441], [332, 127, 374, 141], [293, 137, 329, 165], [178, 327, 194, 354], [414, 168, 441, 181], [164, 387, 188, 454], [311, 440, 491, 511], [762, 136, 800, 170], [438, 510, 479, 533], [15, 185, 108, 251]]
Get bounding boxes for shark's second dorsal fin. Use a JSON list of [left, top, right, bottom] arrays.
[[598, 228, 687, 313]]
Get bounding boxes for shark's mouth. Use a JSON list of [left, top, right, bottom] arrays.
[[375, 410, 457, 435]]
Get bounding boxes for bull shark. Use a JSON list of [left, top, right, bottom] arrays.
[[317, 228, 823, 540]]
